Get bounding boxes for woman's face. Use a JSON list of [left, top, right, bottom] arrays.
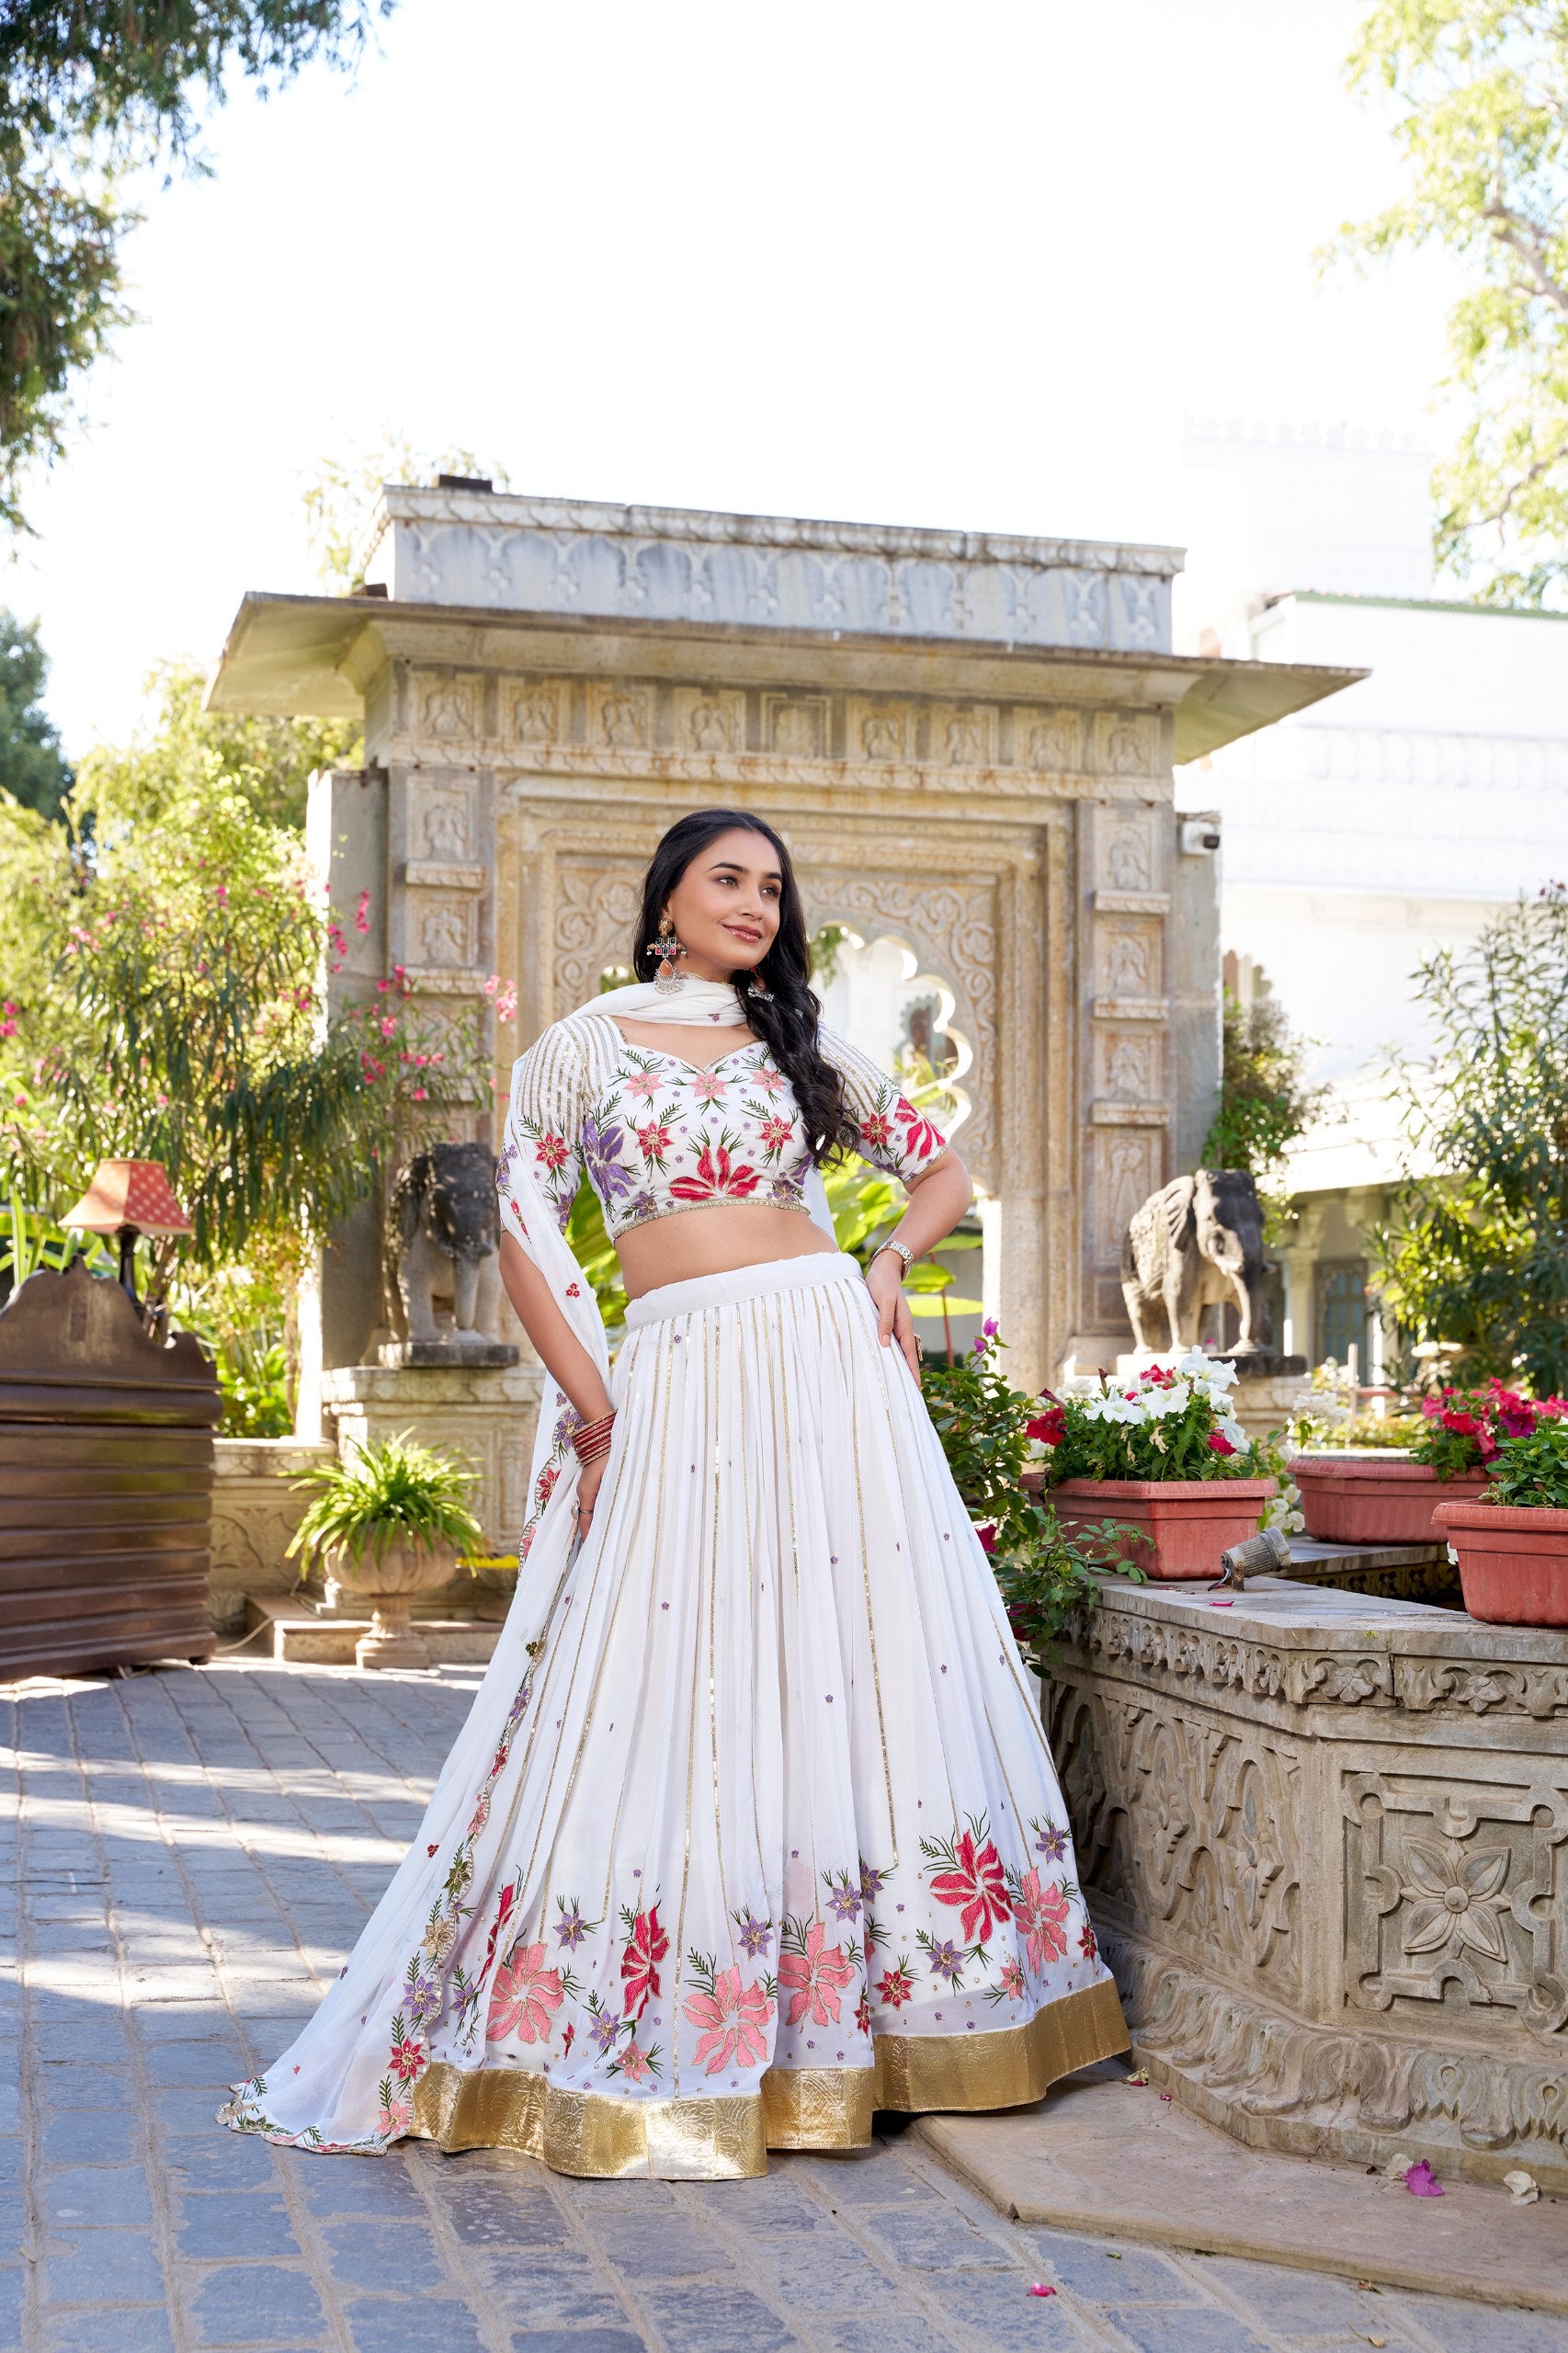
[[662, 827, 783, 982]]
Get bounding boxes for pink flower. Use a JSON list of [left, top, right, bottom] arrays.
[[617, 2038, 654, 2085], [619, 1905, 669, 2020], [682, 1966, 773, 2074], [494, 984, 517, 1023], [777, 1923, 856, 2027], [355, 888, 371, 933], [624, 1071, 663, 1101], [1014, 1870, 1069, 1972], [486, 1942, 564, 2044], [379, 1017, 398, 1038], [687, 1071, 729, 1107], [214, 884, 229, 907], [999, 1959, 1026, 1999], [927, 1830, 1012, 1945]]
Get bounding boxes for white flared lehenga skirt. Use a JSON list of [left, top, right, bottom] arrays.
[[221, 1255, 1126, 2177]]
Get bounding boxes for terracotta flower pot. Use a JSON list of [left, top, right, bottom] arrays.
[[328, 1539, 460, 1669], [1051, 1476, 1275, 1581], [1289, 1454, 1490, 1545], [1432, 1499, 1568, 1627]]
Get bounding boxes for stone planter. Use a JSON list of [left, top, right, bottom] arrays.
[[1290, 1453, 1489, 1545], [1051, 1477, 1274, 1580], [1046, 1572, 1568, 2189], [1434, 1499, 1568, 1629], [328, 1540, 460, 1669]]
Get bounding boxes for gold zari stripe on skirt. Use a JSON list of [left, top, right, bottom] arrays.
[[410, 1978, 1127, 2178]]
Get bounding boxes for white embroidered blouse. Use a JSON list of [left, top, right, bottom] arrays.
[[499, 1014, 948, 1246]]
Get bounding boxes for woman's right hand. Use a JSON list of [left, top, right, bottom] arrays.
[[574, 1451, 608, 1542]]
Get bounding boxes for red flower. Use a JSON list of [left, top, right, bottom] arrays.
[[1207, 1430, 1235, 1457], [976, 1523, 998, 1554], [894, 1098, 946, 1160], [1078, 1922, 1098, 1962], [1027, 1407, 1066, 1446], [619, 1904, 669, 2020], [757, 1115, 794, 1154], [669, 1142, 760, 1202], [1440, 1410, 1479, 1437], [535, 1132, 570, 1173], [388, 2035, 426, 2083], [876, 1963, 915, 2009], [927, 1829, 1012, 1945], [859, 1112, 893, 1149], [479, 1884, 515, 1987], [636, 1121, 674, 1162], [855, 1992, 872, 2036]]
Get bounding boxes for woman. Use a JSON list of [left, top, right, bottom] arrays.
[[221, 808, 1126, 2178]]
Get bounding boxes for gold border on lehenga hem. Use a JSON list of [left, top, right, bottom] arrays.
[[410, 1977, 1127, 2180]]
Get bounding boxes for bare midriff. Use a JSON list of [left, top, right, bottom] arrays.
[[616, 1202, 837, 1300]]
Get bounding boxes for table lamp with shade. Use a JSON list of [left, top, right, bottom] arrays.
[[62, 1160, 193, 1305]]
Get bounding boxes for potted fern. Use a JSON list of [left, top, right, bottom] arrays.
[[287, 1432, 484, 1670], [1434, 1414, 1568, 1627]]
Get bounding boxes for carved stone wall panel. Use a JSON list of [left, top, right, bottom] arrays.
[[410, 776, 477, 863], [673, 687, 745, 755], [509, 682, 564, 749], [412, 892, 478, 971], [1098, 810, 1157, 893], [1093, 1128, 1160, 1259], [1052, 1683, 1303, 2001], [1012, 708, 1086, 776], [1047, 1578, 1568, 2187], [847, 700, 909, 765], [591, 683, 651, 751], [1096, 920, 1164, 1002], [1344, 1769, 1568, 2041], [1093, 710, 1161, 779], [929, 705, 998, 769], [1097, 1029, 1161, 1103], [763, 695, 827, 758]]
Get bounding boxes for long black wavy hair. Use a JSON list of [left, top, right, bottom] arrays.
[[631, 809, 855, 1164]]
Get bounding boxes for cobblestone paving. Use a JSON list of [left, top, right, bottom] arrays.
[[6, 1658, 1566, 2353]]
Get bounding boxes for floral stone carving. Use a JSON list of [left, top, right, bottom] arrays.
[[1046, 1576, 1568, 2188]]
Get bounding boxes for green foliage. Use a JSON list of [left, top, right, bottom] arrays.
[[0, 611, 73, 819], [1202, 984, 1326, 1176], [0, 765, 482, 1312], [1335, 3, 1568, 603], [564, 1176, 626, 1333], [1375, 885, 1568, 1390], [0, 2, 392, 529], [171, 1259, 292, 1434], [287, 1430, 483, 1574], [919, 1325, 1145, 1662], [1484, 1413, 1568, 1506], [79, 662, 358, 832], [1289, 1409, 1427, 1450], [0, 1200, 109, 1290]]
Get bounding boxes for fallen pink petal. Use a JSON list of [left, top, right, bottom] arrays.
[[1404, 2161, 1444, 2198], [1027, 2283, 1057, 2297]]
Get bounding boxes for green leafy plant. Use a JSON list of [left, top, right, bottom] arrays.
[[287, 1432, 483, 1576], [1332, 3, 1568, 605], [920, 1324, 1144, 1661], [0, 612, 74, 821], [1042, 1353, 1257, 1483], [1201, 984, 1328, 1176], [1484, 1415, 1568, 1508], [1375, 887, 1568, 1394]]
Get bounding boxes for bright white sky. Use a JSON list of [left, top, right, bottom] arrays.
[[7, 0, 1460, 759]]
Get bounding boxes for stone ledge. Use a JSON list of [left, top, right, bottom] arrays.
[[915, 2058, 1568, 2313], [244, 1594, 501, 1667]]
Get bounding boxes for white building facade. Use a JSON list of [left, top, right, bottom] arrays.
[[1174, 422, 1568, 1372]]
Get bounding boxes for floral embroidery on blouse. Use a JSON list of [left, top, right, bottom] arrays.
[[504, 1026, 947, 1246]]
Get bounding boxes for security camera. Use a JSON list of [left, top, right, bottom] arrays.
[[1179, 818, 1221, 856]]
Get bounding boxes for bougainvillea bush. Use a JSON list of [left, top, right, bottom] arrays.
[[1039, 1352, 1256, 1483], [1410, 1381, 1568, 1479]]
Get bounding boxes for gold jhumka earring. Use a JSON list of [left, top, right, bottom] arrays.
[[648, 917, 686, 995]]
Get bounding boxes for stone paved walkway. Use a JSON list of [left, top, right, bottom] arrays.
[[6, 1658, 1566, 2353]]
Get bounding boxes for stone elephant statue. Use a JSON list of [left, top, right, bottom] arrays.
[[387, 1141, 504, 1347], [1120, 1168, 1275, 1355]]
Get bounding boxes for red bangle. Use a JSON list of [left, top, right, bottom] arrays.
[[573, 1414, 615, 1466]]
